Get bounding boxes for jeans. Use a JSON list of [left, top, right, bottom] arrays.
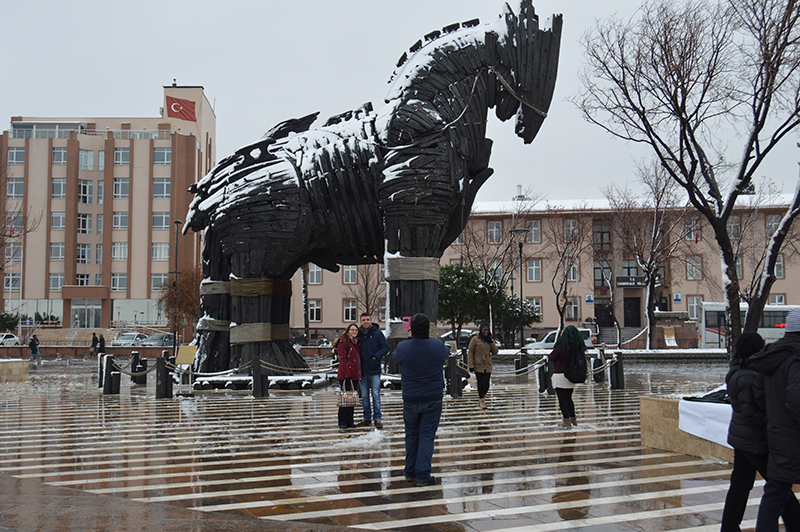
[[403, 400, 442, 482], [756, 479, 800, 532], [360, 373, 382, 421]]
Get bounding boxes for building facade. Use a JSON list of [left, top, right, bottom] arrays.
[[1, 85, 215, 330], [289, 197, 798, 342]]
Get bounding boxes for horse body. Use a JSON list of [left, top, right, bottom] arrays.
[[186, 1, 562, 372]]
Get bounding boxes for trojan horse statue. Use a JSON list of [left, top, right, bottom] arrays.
[[185, 0, 562, 374]]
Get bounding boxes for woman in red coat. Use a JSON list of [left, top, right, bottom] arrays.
[[336, 323, 362, 429]]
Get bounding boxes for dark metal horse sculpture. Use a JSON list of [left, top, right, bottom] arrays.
[[185, 0, 562, 373]]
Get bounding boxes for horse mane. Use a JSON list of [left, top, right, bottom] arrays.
[[390, 18, 482, 80]]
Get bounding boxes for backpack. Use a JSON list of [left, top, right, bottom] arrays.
[[564, 350, 587, 384]]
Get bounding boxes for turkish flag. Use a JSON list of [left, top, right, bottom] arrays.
[[166, 96, 197, 121]]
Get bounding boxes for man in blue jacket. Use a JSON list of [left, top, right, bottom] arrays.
[[358, 313, 390, 429], [392, 313, 450, 486]]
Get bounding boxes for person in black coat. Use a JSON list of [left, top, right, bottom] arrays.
[[720, 332, 800, 532], [749, 308, 800, 532]]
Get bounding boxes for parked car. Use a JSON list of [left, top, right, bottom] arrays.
[[524, 327, 594, 350], [110, 332, 147, 347], [0, 333, 20, 346], [439, 329, 474, 349], [141, 333, 175, 347]]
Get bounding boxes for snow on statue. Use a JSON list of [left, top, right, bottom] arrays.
[[185, 0, 562, 374]]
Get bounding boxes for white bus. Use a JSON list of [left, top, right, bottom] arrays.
[[699, 301, 800, 348]]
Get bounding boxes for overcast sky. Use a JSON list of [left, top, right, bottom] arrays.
[[3, 0, 799, 202]]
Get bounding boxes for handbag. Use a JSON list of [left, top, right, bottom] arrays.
[[339, 379, 359, 407]]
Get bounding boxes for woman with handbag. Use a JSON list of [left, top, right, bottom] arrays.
[[468, 324, 498, 409], [337, 323, 362, 430]]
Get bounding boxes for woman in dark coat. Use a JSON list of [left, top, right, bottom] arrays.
[[468, 324, 498, 409], [720, 332, 800, 531], [336, 323, 361, 430], [547, 325, 586, 427]]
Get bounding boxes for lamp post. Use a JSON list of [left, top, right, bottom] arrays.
[[509, 228, 528, 348], [173, 219, 183, 359]]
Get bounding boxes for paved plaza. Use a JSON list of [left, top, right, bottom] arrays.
[[0, 357, 785, 531]]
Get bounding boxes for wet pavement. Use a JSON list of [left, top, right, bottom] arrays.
[[0, 357, 784, 531]]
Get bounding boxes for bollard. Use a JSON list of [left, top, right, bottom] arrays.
[[130, 352, 140, 384], [252, 353, 269, 398], [612, 353, 625, 390], [593, 357, 605, 383], [445, 355, 461, 398], [98, 353, 104, 389], [516, 350, 529, 381], [102, 355, 115, 394], [110, 370, 121, 395], [538, 358, 554, 394], [461, 346, 468, 367], [132, 352, 148, 386], [155, 356, 173, 398]]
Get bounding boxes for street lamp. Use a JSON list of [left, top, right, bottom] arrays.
[[173, 219, 183, 360], [509, 228, 528, 348]]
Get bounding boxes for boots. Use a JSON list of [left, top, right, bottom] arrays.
[[569, 417, 578, 426], [479, 398, 487, 409]]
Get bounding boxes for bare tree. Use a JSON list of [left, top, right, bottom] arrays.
[[459, 189, 543, 330], [575, 0, 800, 350], [342, 264, 386, 320], [540, 204, 593, 333], [157, 267, 203, 339], [605, 162, 693, 348]]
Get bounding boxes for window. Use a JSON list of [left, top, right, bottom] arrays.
[[566, 258, 579, 281], [727, 215, 741, 239], [4, 273, 21, 292], [453, 232, 463, 245], [77, 214, 92, 234], [527, 297, 542, 318], [79, 149, 93, 170], [379, 298, 387, 322], [96, 214, 103, 235], [96, 244, 103, 265], [49, 273, 64, 292], [5, 242, 21, 261], [152, 212, 170, 230], [309, 299, 322, 322], [688, 295, 703, 320], [78, 180, 93, 204], [151, 273, 168, 291], [153, 178, 171, 199], [593, 223, 611, 251], [308, 263, 321, 284], [97, 180, 104, 204], [111, 273, 127, 292], [153, 147, 171, 165], [113, 178, 129, 199], [51, 178, 67, 199], [112, 242, 128, 261], [151, 242, 169, 261], [565, 219, 578, 242], [5, 177, 24, 200], [769, 294, 786, 305], [527, 259, 541, 282], [687, 256, 703, 280], [114, 148, 130, 165], [766, 214, 781, 236], [775, 254, 784, 278], [565, 297, 579, 320], [52, 147, 67, 165], [51, 212, 66, 230], [76, 244, 91, 265], [489, 259, 502, 277], [98, 151, 104, 171], [344, 299, 358, 321], [622, 260, 639, 277], [526, 220, 541, 243], [76, 274, 90, 286], [594, 260, 612, 287], [50, 243, 65, 261], [379, 264, 386, 283], [487, 221, 502, 244], [685, 218, 701, 241], [113, 212, 128, 230], [7, 147, 25, 165], [343, 265, 357, 284], [735, 256, 743, 280]]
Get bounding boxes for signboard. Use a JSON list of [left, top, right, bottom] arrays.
[[673, 293, 682, 303], [616, 276, 645, 288], [585, 294, 594, 304], [175, 345, 197, 365]]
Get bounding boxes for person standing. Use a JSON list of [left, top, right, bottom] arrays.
[[29, 335, 40, 361], [720, 332, 800, 532], [357, 313, 389, 429], [392, 313, 450, 486], [468, 324, 498, 409], [90, 332, 99, 357], [98, 334, 106, 354], [750, 308, 800, 532], [336, 323, 362, 430], [548, 325, 586, 427]]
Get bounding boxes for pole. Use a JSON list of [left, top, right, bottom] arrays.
[[518, 241, 523, 348], [173, 219, 183, 360]]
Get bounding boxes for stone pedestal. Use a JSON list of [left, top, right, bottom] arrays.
[[0, 359, 29, 383], [639, 395, 733, 463]]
